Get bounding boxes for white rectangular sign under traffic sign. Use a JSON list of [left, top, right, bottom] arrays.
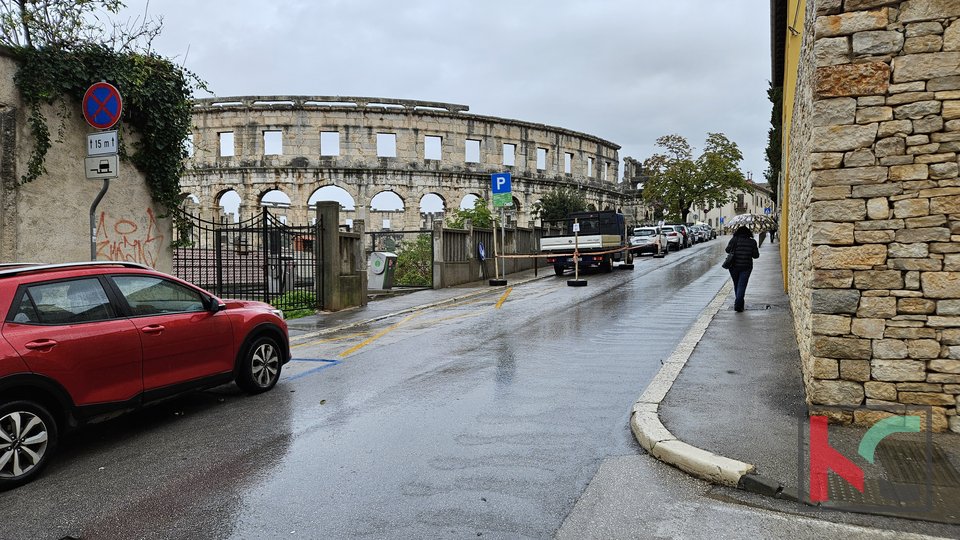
[[87, 130, 118, 157], [85, 155, 119, 179]]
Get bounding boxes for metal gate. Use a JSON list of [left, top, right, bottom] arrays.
[[172, 209, 322, 311]]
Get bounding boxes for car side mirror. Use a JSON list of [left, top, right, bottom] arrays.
[[207, 297, 225, 312]]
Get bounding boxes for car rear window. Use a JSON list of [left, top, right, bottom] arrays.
[[10, 278, 116, 324], [634, 229, 656, 236], [661, 226, 675, 232]]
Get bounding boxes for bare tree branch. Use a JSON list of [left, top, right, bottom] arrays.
[[0, 0, 161, 52]]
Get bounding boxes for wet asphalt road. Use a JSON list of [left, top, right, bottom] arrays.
[[1, 242, 733, 539]]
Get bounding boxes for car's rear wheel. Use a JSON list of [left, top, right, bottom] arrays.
[[236, 336, 283, 394], [0, 400, 57, 491], [554, 263, 564, 277]]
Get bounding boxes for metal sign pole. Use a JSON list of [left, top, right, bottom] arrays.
[[568, 218, 587, 287], [488, 206, 508, 286], [573, 220, 579, 282], [492, 215, 500, 280], [89, 179, 109, 260], [500, 207, 506, 276]]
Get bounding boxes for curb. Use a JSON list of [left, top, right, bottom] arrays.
[[629, 280, 759, 488], [290, 271, 552, 345]]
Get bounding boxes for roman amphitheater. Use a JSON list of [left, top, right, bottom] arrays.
[[180, 96, 632, 230]]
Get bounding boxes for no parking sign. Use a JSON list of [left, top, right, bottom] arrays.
[[82, 82, 123, 130]]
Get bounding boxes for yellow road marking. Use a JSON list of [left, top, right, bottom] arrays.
[[495, 287, 513, 309], [292, 331, 371, 349], [338, 312, 419, 358]]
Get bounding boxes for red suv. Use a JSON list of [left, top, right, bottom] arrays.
[[0, 262, 290, 489]]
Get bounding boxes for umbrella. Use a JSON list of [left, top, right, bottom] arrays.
[[726, 213, 776, 232]]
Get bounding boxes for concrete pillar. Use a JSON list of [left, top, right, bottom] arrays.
[[352, 219, 368, 306], [316, 201, 339, 310], [432, 219, 443, 290]]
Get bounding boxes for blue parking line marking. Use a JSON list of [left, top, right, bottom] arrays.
[[286, 359, 341, 381], [292, 358, 340, 363]]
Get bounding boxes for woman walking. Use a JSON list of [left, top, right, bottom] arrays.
[[726, 226, 760, 312]]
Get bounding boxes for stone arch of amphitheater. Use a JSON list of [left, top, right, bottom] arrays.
[[180, 96, 627, 230]]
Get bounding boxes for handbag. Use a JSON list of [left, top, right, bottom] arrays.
[[722, 237, 736, 269], [722, 252, 734, 269]]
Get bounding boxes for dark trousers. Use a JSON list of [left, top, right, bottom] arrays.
[[729, 267, 752, 311]]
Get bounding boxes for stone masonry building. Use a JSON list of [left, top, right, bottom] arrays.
[[181, 96, 627, 231], [775, 0, 960, 432]]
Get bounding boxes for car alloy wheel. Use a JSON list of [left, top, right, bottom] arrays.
[[237, 336, 282, 394], [252, 340, 281, 387], [0, 401, 57, 488]]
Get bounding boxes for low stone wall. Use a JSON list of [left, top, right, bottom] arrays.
[[789, 0, 960, 432]]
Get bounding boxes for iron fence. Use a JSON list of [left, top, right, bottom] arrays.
[[172, 208, 322, 311]]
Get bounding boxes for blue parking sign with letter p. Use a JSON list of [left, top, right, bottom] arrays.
[[491, 172, 511, 194]]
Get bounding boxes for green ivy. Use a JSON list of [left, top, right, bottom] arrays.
[[12, 45, 204, 212]]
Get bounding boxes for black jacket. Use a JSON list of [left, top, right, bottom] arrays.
[[725, 233, 759, 269]]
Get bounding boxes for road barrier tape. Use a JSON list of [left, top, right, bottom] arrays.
[[493, 244, 655, 259]]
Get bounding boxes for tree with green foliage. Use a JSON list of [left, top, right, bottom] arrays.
[[764, 83, 783, 204], [446, 198, 494, 229], [393, 233, 432, 287], [532, 186, 587, 221], [641, 133, 748, 224]]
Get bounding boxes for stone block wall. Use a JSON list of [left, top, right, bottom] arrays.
[[788, 0, 819, 397], [790, 0, 960, 432]]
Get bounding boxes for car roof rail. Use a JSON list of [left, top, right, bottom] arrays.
[[0, 261, 151, 279]]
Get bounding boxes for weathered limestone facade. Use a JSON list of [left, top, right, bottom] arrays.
[[183, 96, 625, 231], [0, 50, 172, 271], [787, 0, 960, 432]]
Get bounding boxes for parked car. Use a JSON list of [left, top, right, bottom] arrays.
[[669, 224, 691, 248], [0, 261, 290, 490], [660, 225, 684, 251], [630, 226, 667, 256], [690, 225, 706, 243]]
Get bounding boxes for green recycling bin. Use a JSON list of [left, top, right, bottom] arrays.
[[368, 252, 397, 289]]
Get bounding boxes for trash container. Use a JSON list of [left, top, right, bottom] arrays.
[[368, 252, 398, 289]]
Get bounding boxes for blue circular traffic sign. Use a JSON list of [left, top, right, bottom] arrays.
[[82, 82, 123, 130]]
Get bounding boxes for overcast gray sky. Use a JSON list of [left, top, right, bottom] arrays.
[[125, 0, 772, 183]]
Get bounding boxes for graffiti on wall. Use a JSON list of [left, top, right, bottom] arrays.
[[96, 208, 164, 266]]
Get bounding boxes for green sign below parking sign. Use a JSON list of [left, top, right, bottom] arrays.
[[491, 172, 513, 208]]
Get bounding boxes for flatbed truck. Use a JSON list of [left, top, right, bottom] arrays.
[[540, 210, 633, 276]]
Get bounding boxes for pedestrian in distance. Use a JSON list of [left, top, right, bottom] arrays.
[[770, 227, 777, 243], [726, 225, 760, 312], [758, 229, 767, 247]]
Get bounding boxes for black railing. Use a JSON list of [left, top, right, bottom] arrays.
[[172, 208, 322, 311]]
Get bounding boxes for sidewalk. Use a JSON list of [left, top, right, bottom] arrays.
[[642, 241, 960, 527], [284, 267, 550, 342]]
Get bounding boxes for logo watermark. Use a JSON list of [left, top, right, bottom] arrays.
[[798, 406, 935, 515]]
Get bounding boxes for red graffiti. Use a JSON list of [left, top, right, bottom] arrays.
[[96, 208, 164, 266]]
